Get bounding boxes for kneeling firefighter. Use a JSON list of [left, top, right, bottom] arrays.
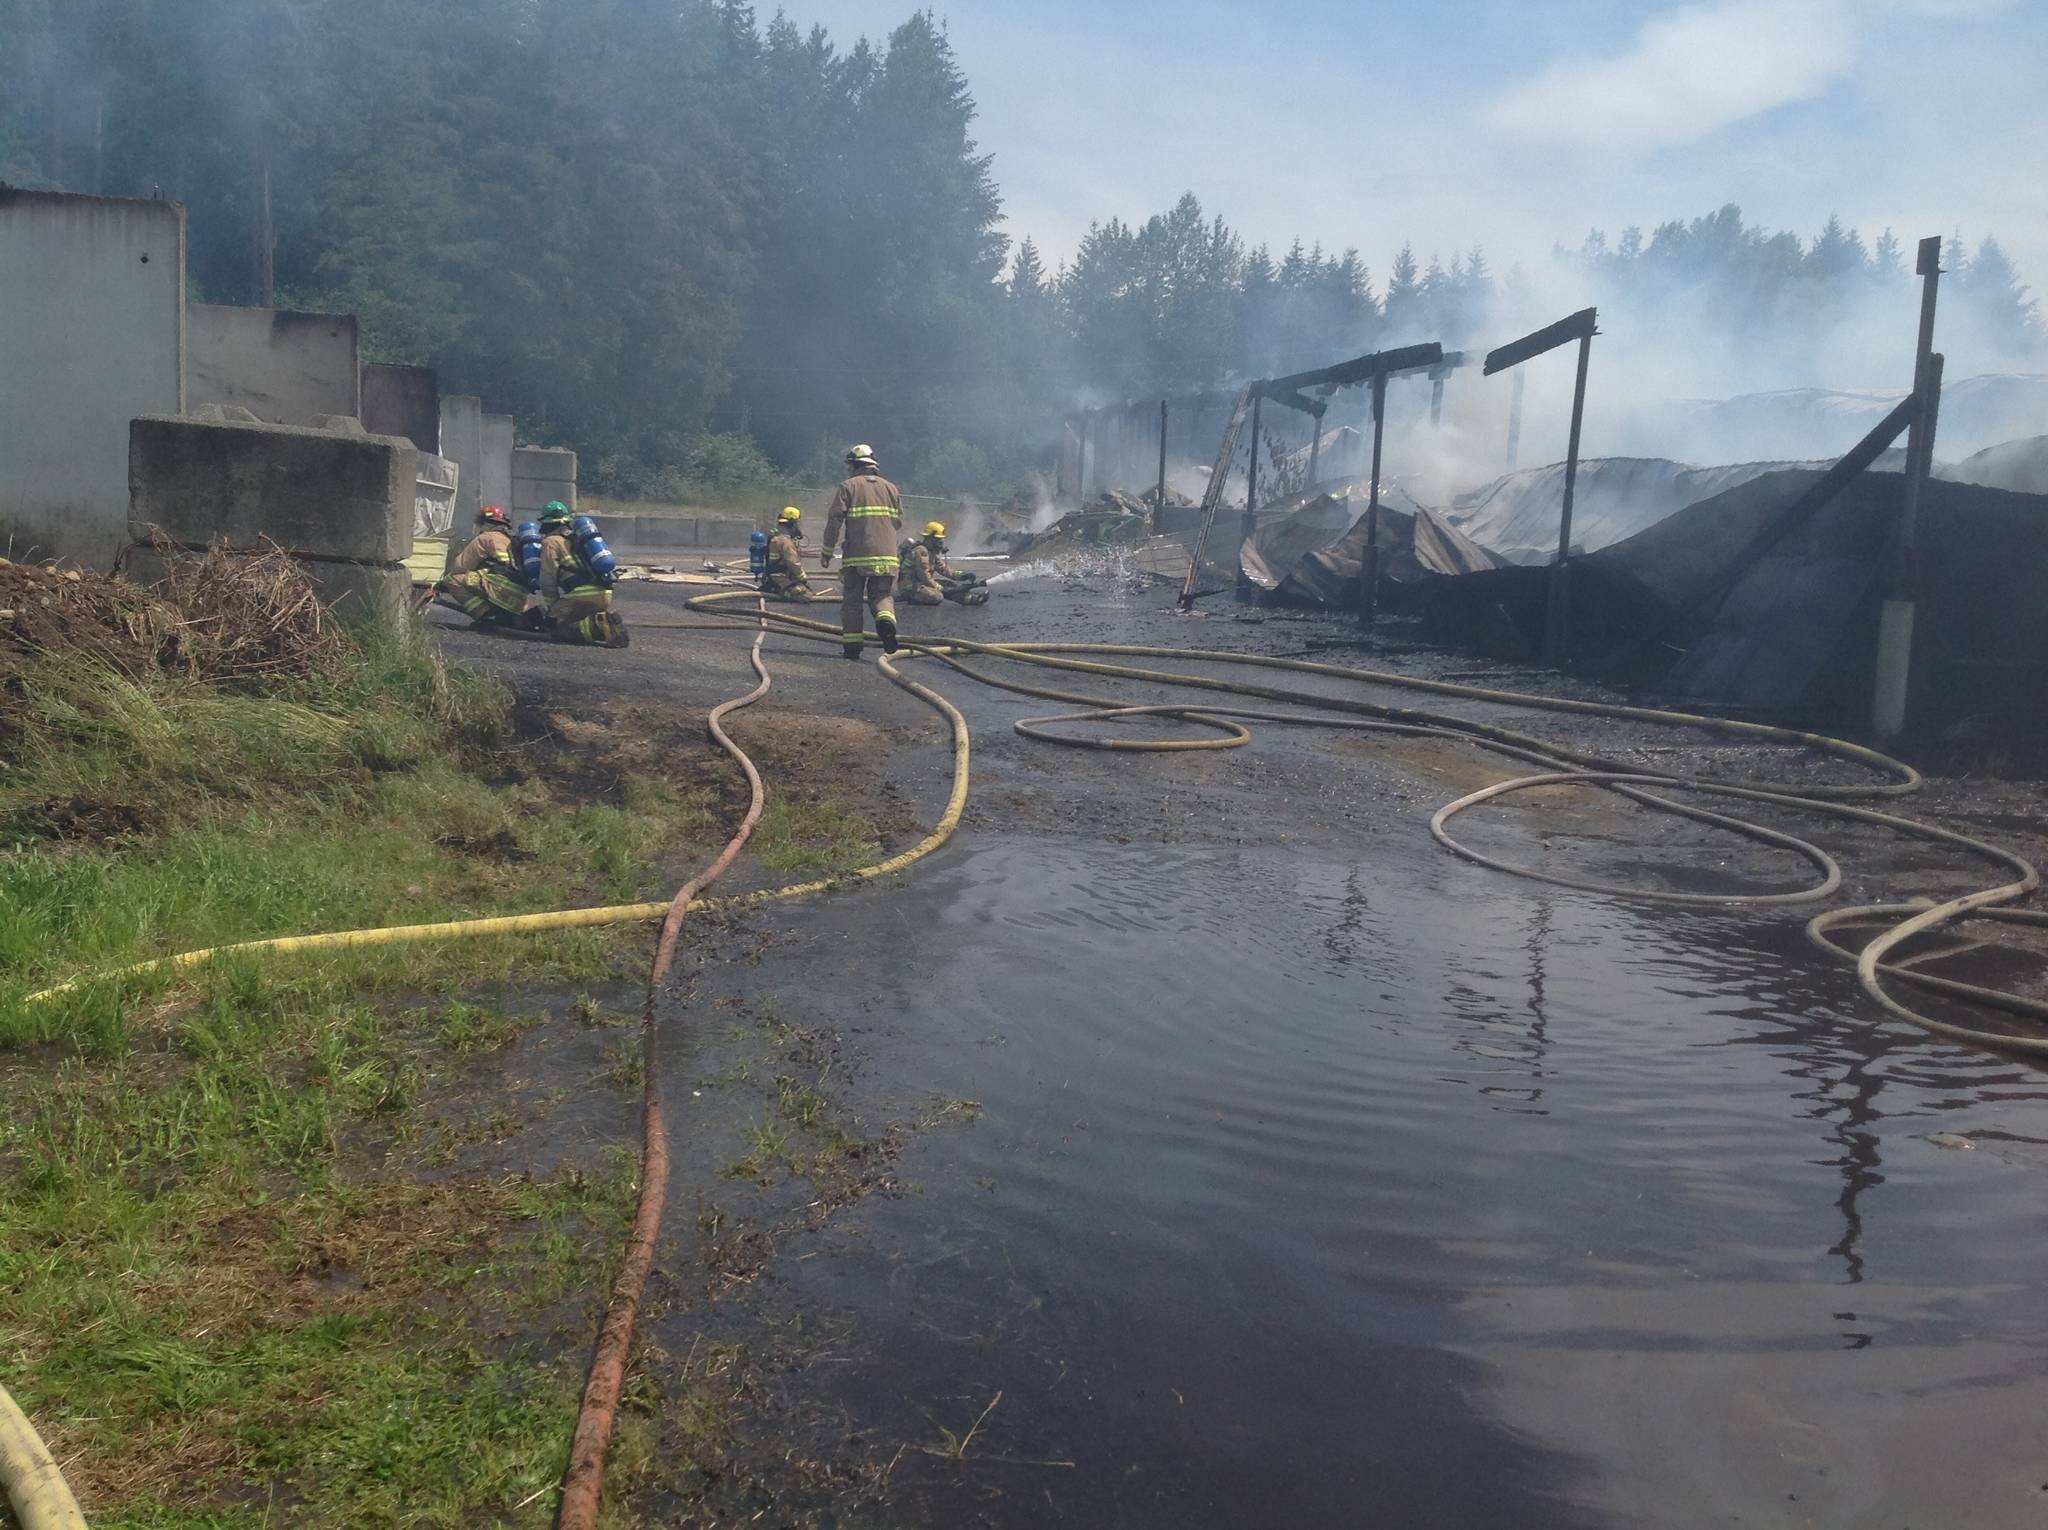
[[898, 521, 989, 607], [539, 503, 630, 647], [760, 506, 811, 600], [434, 504, 536, 626]]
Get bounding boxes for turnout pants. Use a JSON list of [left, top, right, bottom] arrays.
[[436, 565, 529, 623], [547, 587, 629, 647], [839, 568, 897, 648]]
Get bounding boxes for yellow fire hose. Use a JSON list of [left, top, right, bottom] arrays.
[[672, 593, 2044, 1055], [0, 1378, 86, 1530]]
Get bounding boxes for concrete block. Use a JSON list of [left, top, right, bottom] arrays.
[[439, 395, 483, 522], [311, 414, 367, 435], [186, 303, 360, 425], [512, 446, 577, 515], [361, 363, 439, 452], [0, 189, 185, 568], [481, 415, 515, 513], [129, 413, 416, 565]]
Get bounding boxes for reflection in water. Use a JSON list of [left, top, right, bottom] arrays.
[[685, 817, 2048, 1528]]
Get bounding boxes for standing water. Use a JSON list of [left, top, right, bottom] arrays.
[[668, 580, 2048, 1527]]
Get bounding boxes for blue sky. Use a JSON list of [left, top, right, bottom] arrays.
[[783, 0, 2048, 291]]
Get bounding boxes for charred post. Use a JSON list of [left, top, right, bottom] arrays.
[[1155, 398, 1169, 533], [1485, 307, 1598, 665], [1546, 329, 1593, 665], [1358, 366, 1389, 626], [1874, 237, 1944, 738]]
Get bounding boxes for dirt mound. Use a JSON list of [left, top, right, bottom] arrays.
[[0, 542, 346, 687]]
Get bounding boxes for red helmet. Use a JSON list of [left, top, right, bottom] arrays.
[[478, 504, 511, 529]]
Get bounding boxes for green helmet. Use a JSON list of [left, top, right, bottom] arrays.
[[540, 500, 572, 529]]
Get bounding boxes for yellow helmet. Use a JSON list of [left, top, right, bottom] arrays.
[[845, 443, 877, 465], [778, 505, 801, 523], [925, 521, 947, 539]]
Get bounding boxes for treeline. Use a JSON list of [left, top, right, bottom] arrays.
[[1567, 207, 2043, 363], [3, 1, 2042, 499]]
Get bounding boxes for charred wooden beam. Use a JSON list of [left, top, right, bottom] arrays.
[[1484, 308, 1597, 375], [1261, 341, 1443, 399]]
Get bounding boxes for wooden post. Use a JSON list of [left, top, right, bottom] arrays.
[[1306, 410, 1322, 488], [1077, 412, 1091, 502], [1241, 392, 1264, 547], [1544, 330, 1592, 666], [1359, 366, 1388, 625], [1430, 373, 1445, 426], [1874, 237, 1944, 739], [1155, 398, 1169, 532], [1506, 369, 1525, 470]]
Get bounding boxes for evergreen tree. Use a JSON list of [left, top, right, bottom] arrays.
[[1963, 236, 2045, 355], [1010, 236, 1047, 299], [1383, 243, 1422, 335]]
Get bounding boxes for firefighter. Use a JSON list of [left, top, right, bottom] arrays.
[[899, 521, 988, 607], [539, 502, 629, 647], [898, 520, 948, 605], [762, 506, 811, 600], [819, 444, 902, 660], [433, 504, 533, 627]]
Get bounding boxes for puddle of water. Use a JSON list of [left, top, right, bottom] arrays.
[[697, 830, 2048, 1528]]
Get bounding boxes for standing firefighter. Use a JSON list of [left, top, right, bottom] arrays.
[[898, 520, 989, 607], [761, 506, 811, 600], [539, 502, 629, 648], [820, 444, 902, 660], [433, 504, 534, 627]]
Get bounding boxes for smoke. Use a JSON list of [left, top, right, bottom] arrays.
[[1098, 242, 2048, 521]]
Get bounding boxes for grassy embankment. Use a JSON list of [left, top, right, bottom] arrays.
[[0, 598, 881, 1526]]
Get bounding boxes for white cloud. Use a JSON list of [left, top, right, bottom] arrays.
[[1485, 0, 1862, 152]]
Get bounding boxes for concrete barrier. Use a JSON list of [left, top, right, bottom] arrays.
[[613, 516, 755, 550], [513, 446, 577, 515], [186, 303, 361, 425], [362, 363, 439, 452], [482, 414, 515, 513], [0, 189, 186, 567], [127, 413, 416, 627], [439, 395, 483, 526]]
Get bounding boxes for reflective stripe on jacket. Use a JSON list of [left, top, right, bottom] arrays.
[[540, 532, 600, 598], [452, 528, 514, 576], [823, 469, 903, 573]]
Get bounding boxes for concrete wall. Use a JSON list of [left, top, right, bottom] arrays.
[[186, 303, 360, 425], [512, 445, 577, 515], [0, 189, 186, 567], [481, 414, 515, 514], [609, 516, 754, 550], [361, 363, 439, 452], [439, 394, 483, 524], [128, 413, 416, 627]]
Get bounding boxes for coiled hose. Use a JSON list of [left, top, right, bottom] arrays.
[[673, 594, 2047, 1057]]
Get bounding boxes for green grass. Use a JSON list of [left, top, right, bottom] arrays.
[[749, 795, 880, 877], [0, 960, 648, 1527], [0, 636, 727, 1525]]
